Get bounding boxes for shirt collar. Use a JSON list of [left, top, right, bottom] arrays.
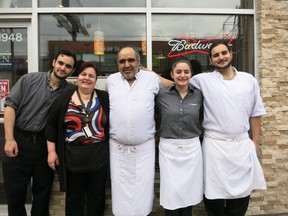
[[214, 67, 238, 79], [169, 83, 195, 94]]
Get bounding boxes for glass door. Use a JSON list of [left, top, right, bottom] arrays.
[[0, 24, 30, 214]]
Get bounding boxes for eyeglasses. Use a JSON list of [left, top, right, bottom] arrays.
[[118, 58, 136, 64]]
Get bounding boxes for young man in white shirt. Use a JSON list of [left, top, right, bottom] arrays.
[[190, 41, 266, 216]]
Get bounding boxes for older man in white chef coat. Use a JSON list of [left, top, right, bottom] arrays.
[[106, 47, 171, 216]]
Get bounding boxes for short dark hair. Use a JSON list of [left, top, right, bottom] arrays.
[[209, 41, 232, 58], [54, 50, 77, 68], [75, 61, 98, 77]]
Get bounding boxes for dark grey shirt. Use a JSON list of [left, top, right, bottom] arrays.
[[156, 83, 203, 139], [5, 71, 68, 132]]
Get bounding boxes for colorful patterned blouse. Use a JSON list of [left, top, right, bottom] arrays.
[[64, 97, 107, 145]]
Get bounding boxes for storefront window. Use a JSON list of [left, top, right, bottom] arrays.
[[38, 14, 146, 75], [0, 0, 31, 8], [39, 0, 145, 7], [38, 13, 254, 77], [152, 14, 254, 75], [0, 27, 28, 91], [152, 0, 253, 9]]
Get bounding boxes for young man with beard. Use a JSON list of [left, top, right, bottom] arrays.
[[190, 41, 266, 216], [2, 50, 76, 216]]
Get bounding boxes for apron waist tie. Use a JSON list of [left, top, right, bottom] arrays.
[[204, 131, 248, 142], [173, 144, 193, 160], [117, 144, 137, 154]]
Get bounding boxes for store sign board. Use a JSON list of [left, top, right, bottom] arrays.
[[167, 33, 234, 58], [0, 53, 12, 70], [0, 80, 9, 98], [0, 53, 11, 64], [0, 79, 9, 112]]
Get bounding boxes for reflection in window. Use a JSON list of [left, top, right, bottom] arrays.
[[152, 15, 254, 75], [38, 14, 146, 75], [39, 0, 145, 7], [0, 0, 31, 7], [152, 0, 253, 9]]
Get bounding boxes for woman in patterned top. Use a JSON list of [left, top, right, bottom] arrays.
[[45, 61, 109, 216]]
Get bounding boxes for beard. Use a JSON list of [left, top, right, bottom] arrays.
[[120, 68, 137, 81], [53, 70, 69, 80], [123, 74, 136, 81], [213, 59, 232, 70]]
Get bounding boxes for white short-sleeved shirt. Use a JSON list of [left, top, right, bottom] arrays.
[[190, 68, 266, 134], [106, 69, 161, 145]]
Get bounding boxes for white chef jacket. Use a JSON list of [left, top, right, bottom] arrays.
[[106, 69, 160, 145], [190, 68, 266, 134]]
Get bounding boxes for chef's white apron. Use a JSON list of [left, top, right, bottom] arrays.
[[203, 131, 266, 199], [159, 137, 203, 210], [110, 138, 155, 216]]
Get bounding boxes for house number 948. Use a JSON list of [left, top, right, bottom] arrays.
[[0, 33, 23, 42]]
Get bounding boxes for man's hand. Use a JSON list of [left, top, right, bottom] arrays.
[[47, 152, 59, 171], [4, 139, 18, 157]]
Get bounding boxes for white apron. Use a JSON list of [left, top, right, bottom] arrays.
[[110, 138, 155, 216], [159, 137, 203, 210], [203, 131, 267, 199]]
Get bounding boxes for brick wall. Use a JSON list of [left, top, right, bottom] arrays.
[[254, 0, 288, 215], [49, 0, 288, 215]]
